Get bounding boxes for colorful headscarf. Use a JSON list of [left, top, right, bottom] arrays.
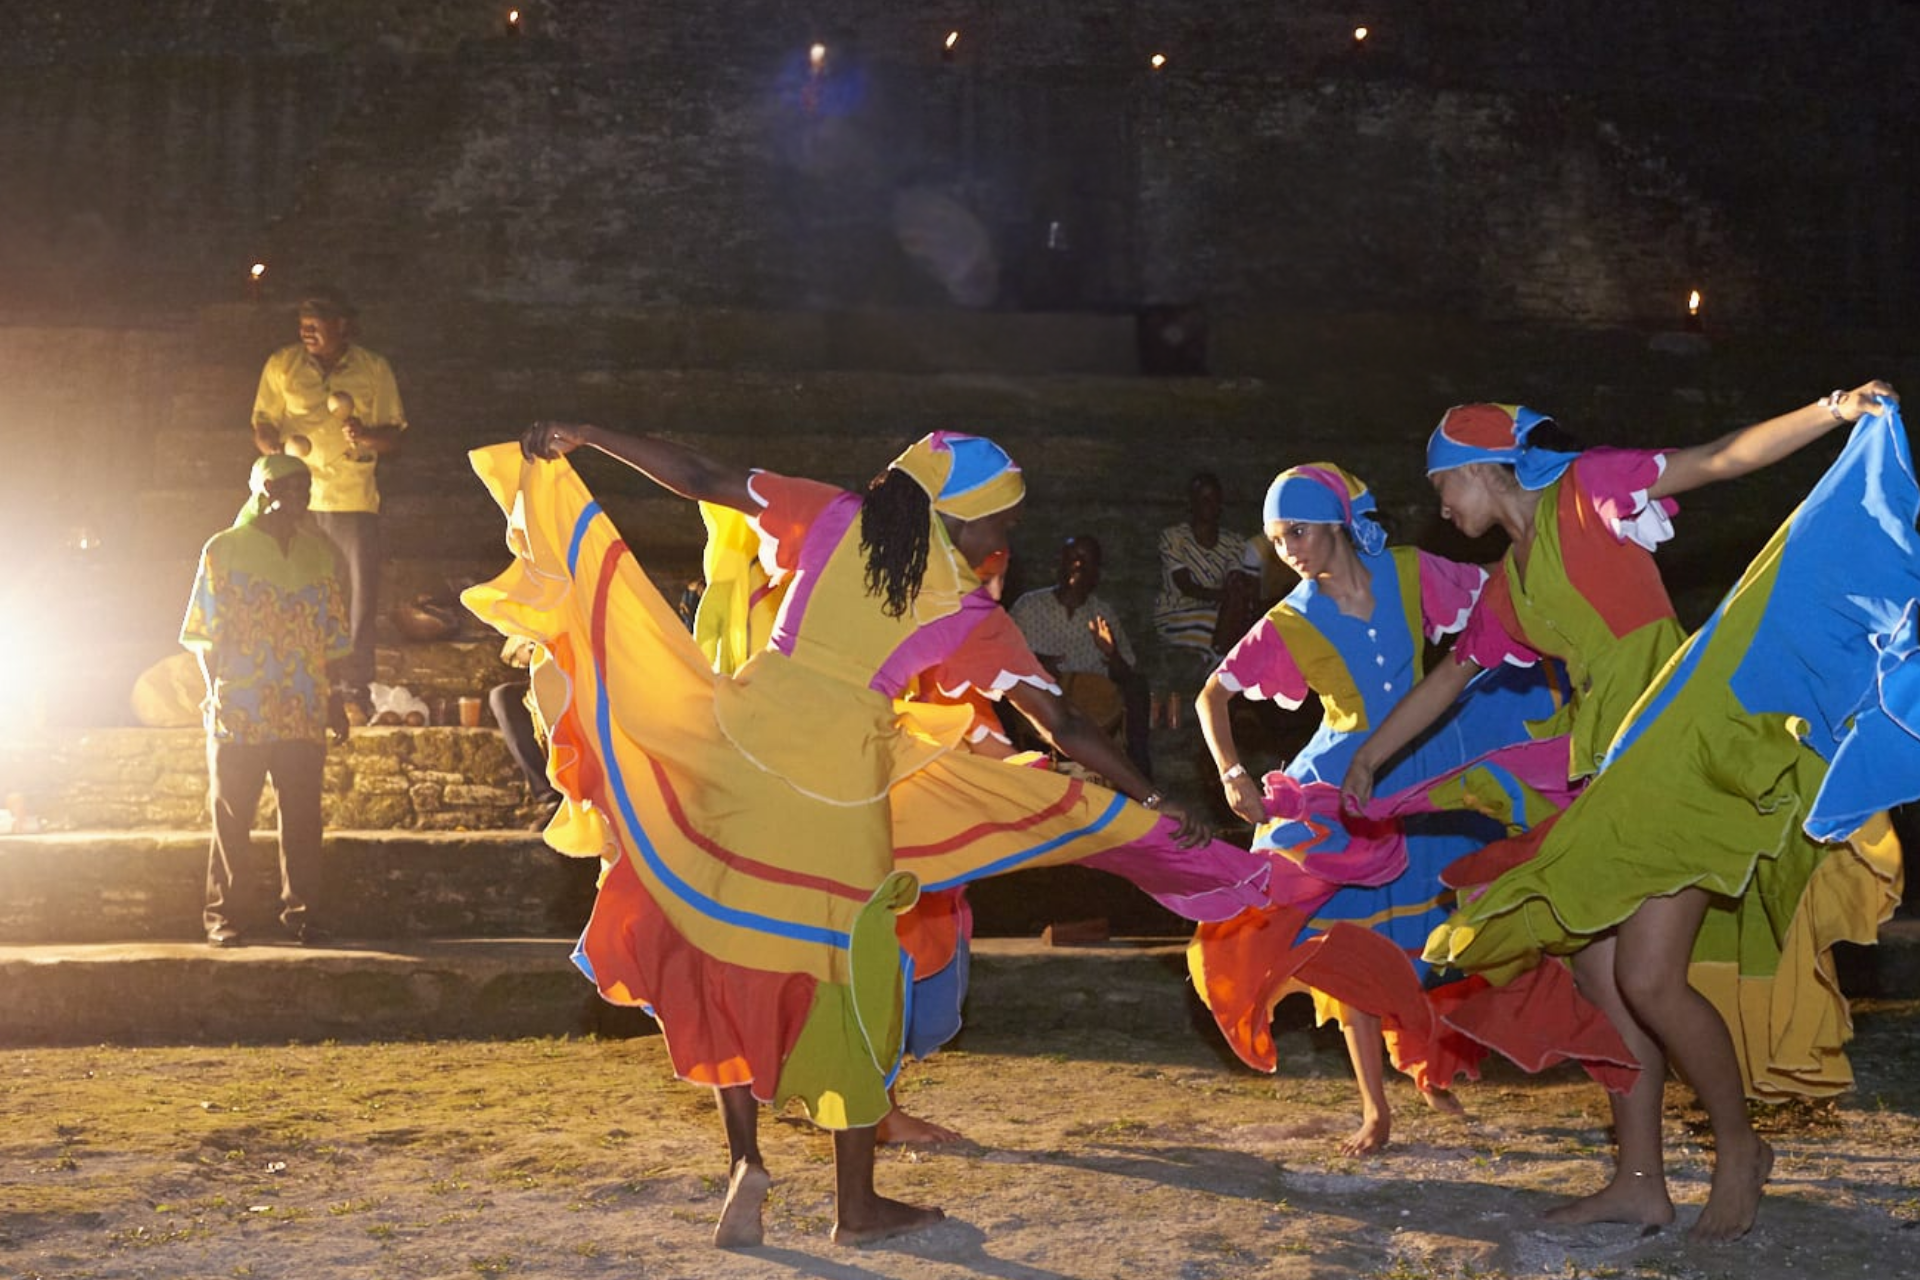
[[1425, 403, 1578, 491], [1262, 462, 1388, 558], [234, 452, 311, 527], [888, 431, 1025, 520]]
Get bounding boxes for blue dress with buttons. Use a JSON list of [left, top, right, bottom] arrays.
[[1214, 545, 1562, 975]]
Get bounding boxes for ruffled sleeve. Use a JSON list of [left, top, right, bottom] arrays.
[[744, 471, 848, 572], [923, 606, 1061, 701], [1453, 568, 1545, 670], [1214, 614, 1310, 708], [1417, 551, 1488, 641], [1572, 448, 1679, 553]]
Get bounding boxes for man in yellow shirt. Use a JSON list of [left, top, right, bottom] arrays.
[[250, 289, 407, 719]]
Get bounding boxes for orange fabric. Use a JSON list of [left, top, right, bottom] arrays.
[[1440, 959, 1639, 1093], [895, 886, 969, 978], [583, 855, 819, 1102]]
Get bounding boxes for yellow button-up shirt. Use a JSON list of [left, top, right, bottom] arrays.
[[251, 343, 407, 513]]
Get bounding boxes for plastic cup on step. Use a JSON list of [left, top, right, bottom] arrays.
[[458, 696, 483, 728]]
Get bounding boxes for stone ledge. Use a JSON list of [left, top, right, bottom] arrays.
[[0, 726, 540, 830], [0, 936, 1197, 1047], [0, 829, 598, 944]]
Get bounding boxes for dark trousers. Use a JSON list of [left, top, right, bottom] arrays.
[[312, 509, 382, 700], [204, 737, 325, 935], [489, 680, 557, 802]]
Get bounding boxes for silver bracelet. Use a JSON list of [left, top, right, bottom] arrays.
[[1823, 390, 1848, 422], [1140, 791, 1165, 810], [1220, 763, 1248, 784]]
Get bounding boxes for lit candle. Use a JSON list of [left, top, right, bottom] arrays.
[[1685, 289, 1704, 331], [1149, 52, 1167, 70], [1354, 26, 1370, 43], [506, 8, 521, 36], [941, 30, 959, 63], [247, 261, 266, 302], [810, 42, 828, 71]]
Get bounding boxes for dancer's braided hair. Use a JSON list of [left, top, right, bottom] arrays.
[[861, 469, 933, 618]]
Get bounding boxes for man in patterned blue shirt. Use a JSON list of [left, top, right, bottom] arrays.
[[181, 454, 350, 948]]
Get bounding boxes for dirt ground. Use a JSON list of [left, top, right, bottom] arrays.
[[4, 955, 1919, 1280]]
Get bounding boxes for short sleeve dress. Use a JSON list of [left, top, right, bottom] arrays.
[[1188, 544, 1587, 1090], [463, 448, 1273, 1128], [1429, 431, 1916, 1098]]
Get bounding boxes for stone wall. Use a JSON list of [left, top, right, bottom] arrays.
[[0, 726, 543, 834], [0, 2, 1911, 323]]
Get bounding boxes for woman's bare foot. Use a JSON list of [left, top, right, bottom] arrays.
[[877, 1107, 965, 1146], [1421, 1087, 1466, 1117], [713, 1159, 771, 1248], [1692, 1135, 1773, 1242], [832, 1196, 945, 1246], [1542, 1172, 1675, 1228], [1340, 1112, 1390, 1156]]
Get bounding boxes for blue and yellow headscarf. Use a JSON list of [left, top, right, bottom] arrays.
[[888, 431, 1025, 520], [1262, 462, 1388, 558], [1425, 403, 1578, 491]]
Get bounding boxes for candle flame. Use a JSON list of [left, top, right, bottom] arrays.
[[1688, 289, 1702, 315], [945, 31, 959, 50], [1354, 26, 1370, 42], [1149, 52, 1167, 69], [508, 8, 520, 24], [250, 263, 267, 279], [809, 42, 828, 66]]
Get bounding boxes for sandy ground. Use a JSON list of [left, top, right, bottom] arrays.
[[4, 965, 1920, 1280]]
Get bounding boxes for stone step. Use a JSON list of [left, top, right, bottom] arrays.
[[188, 303, 1145, 377], [0, 821, 1206, 947], [0, 925, 1912, 1049], [0, 829, 596, 945], [0, 935, 1200, 1047], [0, 728, 542, 833]]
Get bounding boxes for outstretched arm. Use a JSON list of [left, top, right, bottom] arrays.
[[523, 422, 756, 510], [1340, 654, 1480, 810], [1004, 681, 1213, 847], [1650, 379, 1896, 500]]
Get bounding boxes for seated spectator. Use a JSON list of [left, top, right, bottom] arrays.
[[1008, 535, 1151, 774], [1150, 472, 1252, 728], [488, 634, 562, 823]]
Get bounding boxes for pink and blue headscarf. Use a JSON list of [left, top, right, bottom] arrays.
[[1262, 462, 1388, 558], [1426, 403, 1578, 491], [889, 431, 1025, 520]]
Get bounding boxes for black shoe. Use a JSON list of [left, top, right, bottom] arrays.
[[292, 924, 335, 948], [207, 928, 246, 948]]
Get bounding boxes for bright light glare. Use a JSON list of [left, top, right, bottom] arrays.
[[249, 262, 266, 279], [945, 31, 959, 50], [1687, 289, 1702, 315], [809, 43, 828, 67], [0, 610, 44, 733], [1149, 53, 1167, 69], [1354, 26, 1370, 42], [508, 8, 521, 24]]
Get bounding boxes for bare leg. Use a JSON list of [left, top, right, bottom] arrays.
[[713, 1086, 771, 1248], [1340, 1009, 1393, 1155], [830, 1126, 945, 1246], [1421, 1084, 1466, 1117], [1542, 940, 1676, 1228], [1615, 888, 1772, 1242]]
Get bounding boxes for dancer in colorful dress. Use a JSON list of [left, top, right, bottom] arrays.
[[1190, 462, 1585, 1154], [465, 424, 1272, 1248], [1343, 383, 1903, 1240]]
